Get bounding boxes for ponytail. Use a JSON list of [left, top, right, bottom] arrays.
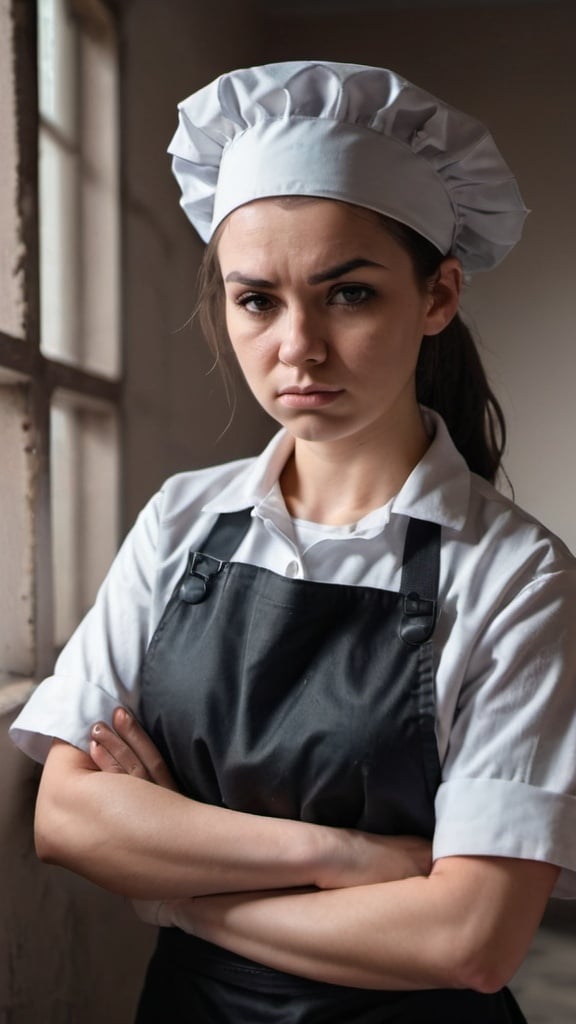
[[379, 216, 506, 484], [416, 315, 506, 483]]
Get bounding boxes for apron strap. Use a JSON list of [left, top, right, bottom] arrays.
[[199, 510, 442, 595], [178, 508, 254, 604], [198, 507, 254, 561], [182, 509, 441, 644], [400, 518, 441, 601], [399, 518, 441, 645]]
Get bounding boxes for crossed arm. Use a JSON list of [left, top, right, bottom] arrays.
[[35, 709, 559, 993]]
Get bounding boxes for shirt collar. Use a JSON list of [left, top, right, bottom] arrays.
[[201, 429, 295, 515], [202, 409, 470, 532], [389, 409, 470, 531]]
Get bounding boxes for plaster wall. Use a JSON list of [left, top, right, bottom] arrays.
[[0, 707, 158, 1022], [121, 0, 277, 525]]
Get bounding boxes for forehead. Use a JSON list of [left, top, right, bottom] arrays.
[[216, 197, 406, 269]]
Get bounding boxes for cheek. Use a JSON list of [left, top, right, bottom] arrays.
[[228, 335, 275, 389], [225, 304, 269, 352], [345, 321, 422, 381]]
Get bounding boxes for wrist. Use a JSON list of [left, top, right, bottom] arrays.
[[308, 824, 344, 890]]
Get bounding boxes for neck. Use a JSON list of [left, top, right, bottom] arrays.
[[280, 412, 430, 525]]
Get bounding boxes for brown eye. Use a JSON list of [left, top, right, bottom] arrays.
[[330, 284, 375, 307], [237, 292, 275, 313]]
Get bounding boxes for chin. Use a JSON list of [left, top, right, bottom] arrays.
[[281, 417, 361, 446]]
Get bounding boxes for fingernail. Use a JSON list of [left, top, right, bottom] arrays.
[[115, 708, 127, 725], [92, 724, 101, 736]]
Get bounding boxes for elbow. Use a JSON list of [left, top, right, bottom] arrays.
[[429, 913, 518, 994], [34, 779, 91, 871], [449, 940, 518, 995], [34, 742, 100, 869], [457, 965, 512, 996], [35, 816, 68, 867], [33, 742, 120, 882], [34, 794, 72, 866], [34, 824, 53, 864]]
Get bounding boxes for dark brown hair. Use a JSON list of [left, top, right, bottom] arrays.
[[381, 216, 506, 483], [196, 203, 506, 483]]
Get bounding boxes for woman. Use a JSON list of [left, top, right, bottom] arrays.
[[11, 61, 576, 1022]]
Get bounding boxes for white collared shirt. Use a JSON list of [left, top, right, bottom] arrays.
[[10, 412, 576, 896]]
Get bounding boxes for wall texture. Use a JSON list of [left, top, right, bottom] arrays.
[[0, 0, 24, 340], [121, 0, 278, 526], [0, 719, 155, 1022]]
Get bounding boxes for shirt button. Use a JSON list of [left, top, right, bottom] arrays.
[[286, 560, 300, 578]]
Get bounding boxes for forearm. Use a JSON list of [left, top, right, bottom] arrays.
[[156, 856, 559, 992], [35, 741, 430, 899], [164, 882, 442, 990], [35, 741, 326, 898]]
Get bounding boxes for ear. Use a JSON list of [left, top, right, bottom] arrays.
[[422, 258, 463, 336]]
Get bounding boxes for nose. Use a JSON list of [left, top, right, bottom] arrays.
[[278, 304, 327, 367]]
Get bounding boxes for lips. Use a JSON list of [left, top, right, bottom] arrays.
[[278, 385, 341, 395], [277, 385, 344, 409]]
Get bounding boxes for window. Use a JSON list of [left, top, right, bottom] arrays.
[[0, 0, 121, 701]]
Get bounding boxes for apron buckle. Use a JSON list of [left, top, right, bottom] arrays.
[[179, 552, 225, 604], [400, 591, 437, 644]]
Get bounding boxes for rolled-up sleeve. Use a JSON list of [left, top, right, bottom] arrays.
[[10, 489, 162, 764], [434, 570, 576, 897]]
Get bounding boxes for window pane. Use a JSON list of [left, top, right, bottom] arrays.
[[50, 391, 120, 648], [38, 0, 78, 137], [38, 128, 80, 363], [38, 0, 120, 378], [80, 27, 121, 378]]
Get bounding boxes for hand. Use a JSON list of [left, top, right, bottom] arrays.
[[315, 830, 432, 890], [90, 707, 178, 791]]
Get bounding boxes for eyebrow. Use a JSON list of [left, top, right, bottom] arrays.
[[224, 272, 276, 287], [224, 258, 387, 289], [307, 258, 387, 285]]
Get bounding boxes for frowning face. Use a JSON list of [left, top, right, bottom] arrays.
[[218, 197, 460, 453]]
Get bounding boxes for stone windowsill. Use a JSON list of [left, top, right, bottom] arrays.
[[0, 677, 36, 718]]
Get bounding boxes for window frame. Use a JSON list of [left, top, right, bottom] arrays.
[[0, 0, 123, 684]]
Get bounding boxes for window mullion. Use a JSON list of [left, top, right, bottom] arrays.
[[29, 374, 55, 680]]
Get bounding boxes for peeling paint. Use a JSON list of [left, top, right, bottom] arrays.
[[0, 0, 26, 339], [0, 386, 34, 674]]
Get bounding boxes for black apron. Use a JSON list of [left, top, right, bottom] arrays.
[[136, 510, 527, 1023]]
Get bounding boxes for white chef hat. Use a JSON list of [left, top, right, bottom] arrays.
[[168, 60, 527, 273]]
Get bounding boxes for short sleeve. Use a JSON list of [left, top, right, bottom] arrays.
[[433, 569, 576, 898], [9, 489, 163, 764]]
